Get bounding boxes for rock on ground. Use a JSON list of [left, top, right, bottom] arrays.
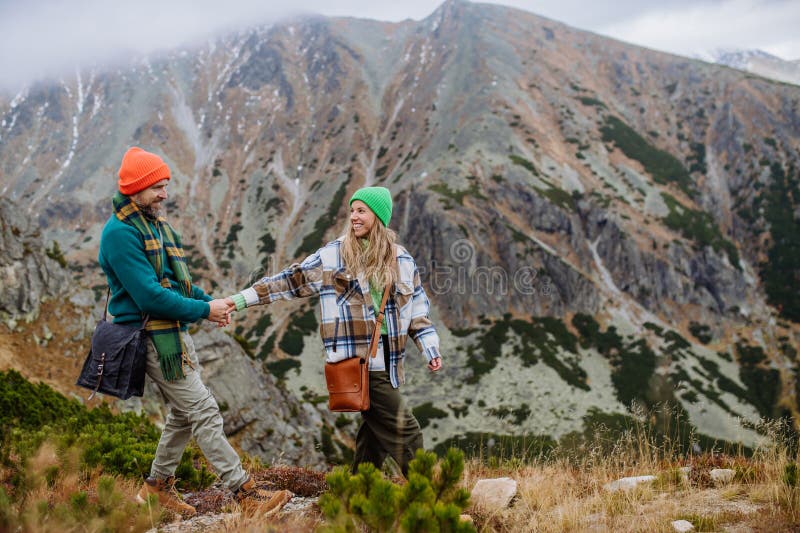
[[470, 477, 518, 511]]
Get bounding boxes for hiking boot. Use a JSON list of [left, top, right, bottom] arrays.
[[135, 476, 196, 516], [234, 477, 293, 516]]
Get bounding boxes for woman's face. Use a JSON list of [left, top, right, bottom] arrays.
[[350, 200, 376, 238]]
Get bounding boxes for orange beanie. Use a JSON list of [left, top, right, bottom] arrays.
[[118, 147, 170, 195]]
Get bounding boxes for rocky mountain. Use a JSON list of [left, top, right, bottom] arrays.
[[0, 196, 346, 468], [1, 0, 799, 454], [710, 49, 800, 86]]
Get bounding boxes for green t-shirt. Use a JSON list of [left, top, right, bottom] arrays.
[[369, 281, 388, 335], [362, 240, 389, 335]]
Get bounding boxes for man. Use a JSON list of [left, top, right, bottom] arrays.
[[98, 146, 291, 516]]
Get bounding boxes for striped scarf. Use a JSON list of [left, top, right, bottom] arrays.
[[112, 192, 192, 381]]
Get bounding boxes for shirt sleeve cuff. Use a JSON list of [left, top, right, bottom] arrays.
[[424, 345, 441, 362], [230, 293, 247, 311]]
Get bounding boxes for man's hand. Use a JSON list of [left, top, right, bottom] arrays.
[[223, 297, 236, 312], [428, 357, 442, 372], [208, 299, 232, 327]]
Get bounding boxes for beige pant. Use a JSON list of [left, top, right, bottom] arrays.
[[145, 332, 248, 491]]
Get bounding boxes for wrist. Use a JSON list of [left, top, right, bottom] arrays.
[[230, 293, 247, 311]]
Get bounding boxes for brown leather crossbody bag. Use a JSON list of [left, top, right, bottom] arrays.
[[324, 282, 391, 412]]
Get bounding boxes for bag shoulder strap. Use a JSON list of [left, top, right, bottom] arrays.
[[366, 249, 398, 360], [102, 287, 150, 328], [367, 282, 392, 360]]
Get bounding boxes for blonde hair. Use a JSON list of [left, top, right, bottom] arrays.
[[341, 218, 398, 288]]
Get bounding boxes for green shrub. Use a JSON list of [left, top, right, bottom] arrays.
[[224, 222, 243, 246], [434, 433, 556, 463], [571, 314, 655, 406], [278, 307, 317, 356], [661, 193, 740, 268], [251, 313, 272, 338], [2, 473, 158, 533], [735, 342, 781, 417], [318, 448, 474, 533], [46, 241, 67, 268], [0, 370, 213, 491], [279, 328, 305, 355], [688, 322, 713, 344], [257, 332, 277, 361], [412, 403, 449, 429], [509, 154, 539, 175], [429, 182, 486, 208], [465, 315, 587, 389], [266, 358, 301, 379], [759, 162, 800, 321], [533, 184, 575, 211], [229, 332, 255, 357], [259, 231, 276, 256], [295, 178, 350, 258], [577, 96, 607, 108], [600, 116, 695, 196]]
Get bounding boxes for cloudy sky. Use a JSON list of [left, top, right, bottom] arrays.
[[0, 0, 798, 92]]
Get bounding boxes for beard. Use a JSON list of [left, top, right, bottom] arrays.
[[136, 201, 164, 220]]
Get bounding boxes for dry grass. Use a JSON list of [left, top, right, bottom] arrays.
[[6, 415, 800, 532], [457, 418, 800, 532]]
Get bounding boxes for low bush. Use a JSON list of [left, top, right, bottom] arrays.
[[319, 448, 475, 533]]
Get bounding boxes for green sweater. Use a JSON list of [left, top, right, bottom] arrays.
[[98, 214, 212, 327]]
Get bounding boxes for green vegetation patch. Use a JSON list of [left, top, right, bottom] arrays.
[[577, 96, 607, 109], [250, 313, 272, 338], [428, 182, 487, 209], [688, 322, 713, 344], [266, 358, 301, 379], [509, 154, 539, 176], [600, 115, 695, 196], [320, 449, 474, 532], [464, 315, 588, 390], [735, 342, 781, 418], [412, 402, 449, 429], [46, 241, 67, 268], [488, 404, 532, 425], [433, 433, 557, 463], [533, 182, 576, 211], [759, 163, 800, 321], [0, 370, 214, 490], [278, 307, 318, 356], [661, 193, 740, 268], [259, 231, 276, 256], [572, 314, 656, 406], [560, 406, 744, 459], [295, 178, 350, 258]]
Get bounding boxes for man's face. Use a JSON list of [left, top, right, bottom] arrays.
[[132, 179, 169, 215]]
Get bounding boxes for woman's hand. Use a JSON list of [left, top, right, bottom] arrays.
[[428, 357, 442, 372]]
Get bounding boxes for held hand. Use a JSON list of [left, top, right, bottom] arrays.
[[208, 299, 231, 327], [427, 357, 442, 372], [223, 297, 236, 313]]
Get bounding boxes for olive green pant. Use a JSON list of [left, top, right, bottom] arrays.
[[353, 370, 424, 477], [145, 333, 248, 491]]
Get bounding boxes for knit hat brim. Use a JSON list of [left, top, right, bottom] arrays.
[[118, 147, 171, 195], [118, 164, 170, 195], [350, 187, 393, 227]]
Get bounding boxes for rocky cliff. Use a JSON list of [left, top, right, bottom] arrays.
[[0, 197, 345, 468], [1, 0, 798, 451]]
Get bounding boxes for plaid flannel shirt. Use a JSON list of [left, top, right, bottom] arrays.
[[234, 239, 441, 388]]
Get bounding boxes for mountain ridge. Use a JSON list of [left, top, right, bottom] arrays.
[[1, 0, 798, 454]]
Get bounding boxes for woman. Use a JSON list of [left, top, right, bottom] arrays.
[[226, 186, 442, 476]]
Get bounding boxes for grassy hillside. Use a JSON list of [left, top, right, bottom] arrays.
[[4, 371, 800, 531]]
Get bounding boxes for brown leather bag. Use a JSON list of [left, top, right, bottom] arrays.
[[324, 281, 391, 412]]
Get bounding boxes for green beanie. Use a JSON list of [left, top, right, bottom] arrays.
[[350, 186, 393, 227]]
